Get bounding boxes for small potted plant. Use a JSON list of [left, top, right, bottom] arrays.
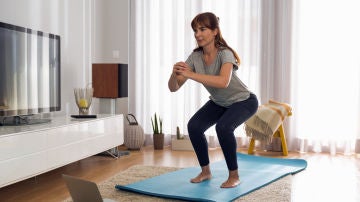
[[171, 126, 194, 151], [176, 126, 184, 140], [151, 113, 164, 150]]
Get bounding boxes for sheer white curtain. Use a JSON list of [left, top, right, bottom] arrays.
[[258, 1, 294, 149], [291, 0, 360, 155], [129, 0, 261, 146]]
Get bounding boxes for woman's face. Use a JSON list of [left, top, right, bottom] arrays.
[[193, 24, 217, 48]]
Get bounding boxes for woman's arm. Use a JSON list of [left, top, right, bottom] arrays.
[[168, 62, 188, 92], [177, 62, 233, 88]]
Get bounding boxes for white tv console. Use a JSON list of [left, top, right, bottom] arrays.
[[0, 114, 124, 188]]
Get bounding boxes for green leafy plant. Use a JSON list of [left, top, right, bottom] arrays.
[[151, 113, 163, 134]]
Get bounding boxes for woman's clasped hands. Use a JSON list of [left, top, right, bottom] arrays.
[[173, 62, 193, 77]]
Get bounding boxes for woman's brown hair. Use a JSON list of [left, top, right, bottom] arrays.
[[191, 12, 240, 65]]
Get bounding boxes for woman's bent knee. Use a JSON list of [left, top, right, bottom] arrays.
[[188, 119, 200, 136], [188, 119, 208, 137], [215, 123, 232, 135]]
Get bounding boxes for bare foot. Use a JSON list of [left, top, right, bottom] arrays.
[[220, 169, 240, 188], [190, 165, 212, 183], [190, 172, 212, 183], [220, 177, 240, 188]]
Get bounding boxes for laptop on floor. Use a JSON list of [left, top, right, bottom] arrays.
[[62, 174, 116, 202]]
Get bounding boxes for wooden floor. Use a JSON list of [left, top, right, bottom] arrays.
[[0, 145, 359, 202]]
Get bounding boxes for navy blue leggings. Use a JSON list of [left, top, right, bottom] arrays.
[[187, 93, 258, 171]]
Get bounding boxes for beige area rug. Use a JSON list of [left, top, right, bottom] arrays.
[[65, 165, 292, 202]]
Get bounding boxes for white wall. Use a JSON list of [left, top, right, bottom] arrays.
[[0, 0, 129, 116], [91, 0, 129, 116], [92, 0, 128, 64]]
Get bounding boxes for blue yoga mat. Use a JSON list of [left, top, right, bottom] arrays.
[[115, 153, 307, 202]]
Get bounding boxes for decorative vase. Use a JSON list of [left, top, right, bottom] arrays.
[[74, 88, 93, 115], [153, 133, 164, 150]]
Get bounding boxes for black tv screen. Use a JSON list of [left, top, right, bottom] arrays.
[[0, 22, 61, 117]]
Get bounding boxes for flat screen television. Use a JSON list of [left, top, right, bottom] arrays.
[[0, 22, 61, 125]]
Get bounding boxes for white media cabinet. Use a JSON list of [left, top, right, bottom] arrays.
[[0, 114, 124, 188]]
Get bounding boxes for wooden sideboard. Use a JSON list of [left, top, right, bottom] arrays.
[[0, 114, 124, 188]]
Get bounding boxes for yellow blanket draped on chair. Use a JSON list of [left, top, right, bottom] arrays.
[[245, 100, 292, 144]]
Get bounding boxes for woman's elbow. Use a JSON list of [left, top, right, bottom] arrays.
[[169, 88, 178, 92], [168, 85, 179, 92]]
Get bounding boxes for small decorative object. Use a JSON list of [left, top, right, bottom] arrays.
[[74, 88, 93, 115], [172, 126, 194, 151], [176, 126, 184, 140], [124, 114, 145, 150], [151, 113, 164, 150]]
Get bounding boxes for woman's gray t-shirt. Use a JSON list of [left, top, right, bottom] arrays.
[[185, 48, 250, 107]]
